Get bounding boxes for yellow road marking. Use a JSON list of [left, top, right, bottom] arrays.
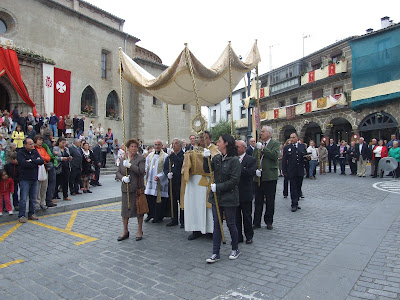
[[29, 221, 98, 246], [65, 211, 78, 232], [83, 202, 120, 210], [0, 220, 19, 226], [0, 259, 24, 269], [0, 223, 22, 243]]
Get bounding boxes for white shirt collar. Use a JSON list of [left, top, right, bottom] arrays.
[[239, 153, 245, 161]]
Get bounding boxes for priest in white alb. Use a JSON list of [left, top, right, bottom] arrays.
[[181, 132, 220, 240], [144, 139, 169, 223]]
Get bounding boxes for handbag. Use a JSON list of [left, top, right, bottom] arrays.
[[135, 167, 148, 215], [38, 165, 48, 181]]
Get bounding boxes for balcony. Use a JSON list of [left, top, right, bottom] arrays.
[[301, 60, 347, 86]]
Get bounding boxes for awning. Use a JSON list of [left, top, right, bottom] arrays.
[[120, 42, 261, 106], [0, 47, 37, 115]]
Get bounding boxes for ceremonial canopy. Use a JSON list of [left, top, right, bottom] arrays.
[[120, 42, 261, 106]]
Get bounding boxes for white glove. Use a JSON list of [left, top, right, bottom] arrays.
[[256, 142, 262, 149], [204, 149, 211, 157], [123, 160, 131, 168], [256, 169, 262, 177], [122, 176, 130, 183], [167, 172, 173, 179], [211, 183, 216, 193], [167, 148, 172, 155]]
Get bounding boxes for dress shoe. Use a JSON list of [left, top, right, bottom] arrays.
[[47, 203, 57, 207], [55, 195, 61, 199], [19, 216, 27, 223], [97, 183, 102, 186], [180, 224, 184, 228], [144, 216, 152, 223], [136, 231, 143, 241], [188, 232, 201, 240], [28, 214, 39, 220], [63, 197, 71, 201], [246, 239, 253, 244], [70, 192, 76, 196], [87, 190, 92, 193], [83, 190, 88, 193], [75, 192, 82, 195], [166, 221, 178, 227], [40, 205, 48, 210], [266, 224, 273, 230], [117, 232, 129, 241], [291, 206, 298, 212], [252, 224, 261, 229]]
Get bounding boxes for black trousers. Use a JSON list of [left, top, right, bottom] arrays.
[[328, 156, 337, 172], [304, 160, 310, 178], [94, 164, 101, 183], [349, 158, 357, 174], [56, 167, 70, 198], [339, 157, 346, 174], [254, 180, 277, 226], [236, 201, 253, 241], [283, 176, 288, 197], [101, 152, 107, 168], [289, 176, 303, 208], [146, 195, 168, 221], [373, 157, 382, 177], [69, 168, 81, 194]]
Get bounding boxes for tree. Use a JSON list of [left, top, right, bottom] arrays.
[[210, 120, 236, 142]]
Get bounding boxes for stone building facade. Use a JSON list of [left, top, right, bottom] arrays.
[[0, 0, 194, 145]]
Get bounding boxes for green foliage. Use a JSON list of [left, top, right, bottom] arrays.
[[210, 120, 236, 142]]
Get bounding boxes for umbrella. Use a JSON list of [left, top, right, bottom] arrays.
[[378, 157, 398, 177]]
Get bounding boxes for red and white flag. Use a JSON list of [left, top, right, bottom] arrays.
[[305, 101, 312, 113], [54, 67, 71, 117]]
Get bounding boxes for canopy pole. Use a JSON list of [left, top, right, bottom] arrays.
[[166, 104, 174, 219], [256, 63, 261, 187], [118, 48, 130, 208], [228, 41, 234, 136]]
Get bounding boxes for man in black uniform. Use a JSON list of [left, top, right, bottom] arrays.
[[164, 138, 184, 227], [326, 138, 338, 173], [282, 133, 306, 212]]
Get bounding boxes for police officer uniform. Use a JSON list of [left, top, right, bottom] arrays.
[[282, 142, 306, 212]]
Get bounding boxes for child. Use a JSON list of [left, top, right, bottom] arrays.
[[4, 153, 19, 211], [0, 169, 14, 216]]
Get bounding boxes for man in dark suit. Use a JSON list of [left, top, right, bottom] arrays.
[[355, 137, 369, 177], [236, 140, 256, 243], [253, 126, 280, 229], [91, 139, 103, 186], [163, 138, 184, 227], [77, 116, 85, 137], [282, 132, 306, 212], [326, 138, 338, 173], [69, 139, 83, 195], [185, 134, 196, 151], [246, 138, 255, 156]]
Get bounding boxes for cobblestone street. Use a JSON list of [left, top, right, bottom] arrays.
[[1, 171, 399, 300]]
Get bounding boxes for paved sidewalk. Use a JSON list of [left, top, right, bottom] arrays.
[[0, 174, 121, 224]]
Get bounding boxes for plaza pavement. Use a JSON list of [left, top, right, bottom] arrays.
[[0, 169, 399, 300]]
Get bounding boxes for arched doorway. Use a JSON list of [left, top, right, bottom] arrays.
[[280, 125, 297, 143], [329, 117, 353, 143], [302, 122, 322, 146], [359, 112, 398, 142], [0, 82, 10, 112]]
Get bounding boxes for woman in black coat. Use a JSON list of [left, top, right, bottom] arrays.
[[203, 134, 241, 264], [81, 142, 94, 193]]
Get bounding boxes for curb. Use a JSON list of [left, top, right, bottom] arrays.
[[0, 196, 121, 224]]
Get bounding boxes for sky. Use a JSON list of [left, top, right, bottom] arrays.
[[86, 0, 400, 77]]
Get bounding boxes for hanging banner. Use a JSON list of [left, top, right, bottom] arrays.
[[317, 97, 327, 108], [305, 101, 312, 113], [309, 70, 315, 83], [54, 67, 71, 117], [42, 64, 54, 116], [274, 109, 279, 119], [260, 88, 265, 98], [328, 63, 336, 76]]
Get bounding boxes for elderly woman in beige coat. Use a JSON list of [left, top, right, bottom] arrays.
[[317, 142, 328, 175], [116, 138, 145, 241]]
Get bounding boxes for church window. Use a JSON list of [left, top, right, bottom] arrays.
[[81, 86, 97, 116], [106, 90, 119, 118]]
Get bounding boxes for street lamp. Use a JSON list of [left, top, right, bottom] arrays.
[[303, 34, 310, 57]]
